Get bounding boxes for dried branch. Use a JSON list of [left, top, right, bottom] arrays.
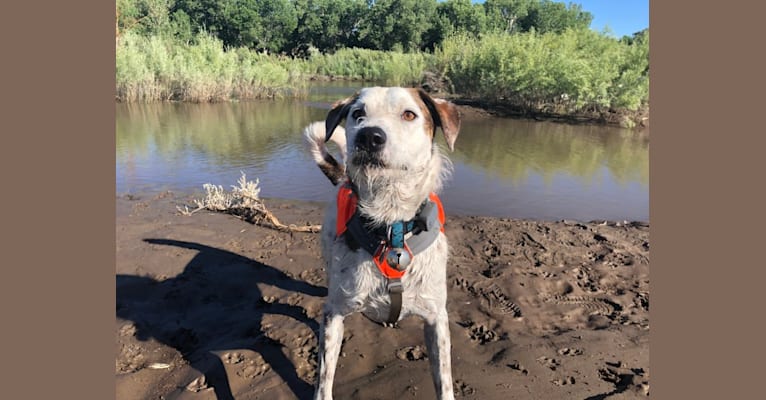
[[178, 172, 322, 233]]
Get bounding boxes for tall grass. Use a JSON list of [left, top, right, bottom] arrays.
[[116, 32, 306, 102], [117, 28, 649, 126], [433, 29, 649, 117], [303, 48, 430, 86], [117, 34, 430, 101]]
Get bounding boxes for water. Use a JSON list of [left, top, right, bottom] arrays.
[[116, 85, 649, 221]]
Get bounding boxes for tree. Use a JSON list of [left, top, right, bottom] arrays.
[[117, 0, 176, 38], [437, 0, 487, 37], [173, 0, 297, 52], [357, 0, 439, 51], [517, 0, 593, 34], [254, 0, 298, 52], [290, 0, 367, 53], [483, 0, 534, 33]]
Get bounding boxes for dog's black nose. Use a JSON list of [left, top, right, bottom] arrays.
[[355, 127, 387, 152]]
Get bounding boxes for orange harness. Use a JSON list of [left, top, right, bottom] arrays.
[[335, 183, 445, 280], [335, 181, 446, 325]]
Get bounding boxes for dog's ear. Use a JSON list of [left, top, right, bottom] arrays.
[[325, 94, 358, 142], [417, 89, 461, 151]]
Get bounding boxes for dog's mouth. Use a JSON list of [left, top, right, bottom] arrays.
[[350, 149, 387, 168]]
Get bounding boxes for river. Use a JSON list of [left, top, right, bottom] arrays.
[[116, 84, 648, 221]]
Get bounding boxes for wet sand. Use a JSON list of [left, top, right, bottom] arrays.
[[116, 191, 649, 399]]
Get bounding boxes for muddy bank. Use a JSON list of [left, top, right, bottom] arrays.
[[448, 98, 649, 129], [116, 192, 649, 399]]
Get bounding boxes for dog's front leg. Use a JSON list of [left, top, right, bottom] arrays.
[[425, 310, 455, 400], [314, 311, 345, 400]]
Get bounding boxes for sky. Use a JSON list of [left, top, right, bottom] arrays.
[[472, 1, 650, 39], [577, 1, 649, 38]]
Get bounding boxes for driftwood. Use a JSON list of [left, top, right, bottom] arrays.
[[177, 172, 322, 233]]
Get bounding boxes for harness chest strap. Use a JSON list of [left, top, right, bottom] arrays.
[[335, 183, 446, 324]]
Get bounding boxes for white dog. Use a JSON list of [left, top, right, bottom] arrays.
[[304, 87, 461, 400]]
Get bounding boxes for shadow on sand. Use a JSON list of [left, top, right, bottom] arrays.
[[116, 238, 327, 399]]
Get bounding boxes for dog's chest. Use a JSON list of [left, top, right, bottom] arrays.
[[325, 233, 450, 322]]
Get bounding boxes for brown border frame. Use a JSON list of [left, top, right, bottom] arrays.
[[3, 1, 116, 398], [4, 1, 763, 398]]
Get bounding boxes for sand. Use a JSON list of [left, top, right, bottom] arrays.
[[116, 191, 649, 400]]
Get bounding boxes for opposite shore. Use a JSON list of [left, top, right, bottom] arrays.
[[117, 29, 649, 129]]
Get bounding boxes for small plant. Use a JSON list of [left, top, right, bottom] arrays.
[[178, 172, 321, 233]]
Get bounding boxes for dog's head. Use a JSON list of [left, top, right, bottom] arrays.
[[324, 87, 461, 174]]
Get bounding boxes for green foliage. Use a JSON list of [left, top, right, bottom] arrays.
[[438, 0, 488, 37], [116, 31, 303, 102], [484, 0, 535, 33], [356, 0, 439, 52], [171, 0, 297, 52], [290, 0, 367, 53], [305, 48, 429, 86], [517, 0, 593, 33], [116, 0, 649, 124], [434, 28, 649, 113]]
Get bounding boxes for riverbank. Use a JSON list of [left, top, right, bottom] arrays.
[[116, 30, 649, 128], [449, 97, 650, 129], [116, 191, 649, 399]]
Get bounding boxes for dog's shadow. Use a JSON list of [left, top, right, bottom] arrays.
[[116, 238, 327, 400]]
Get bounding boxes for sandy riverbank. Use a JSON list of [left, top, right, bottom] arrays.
[[116, 191, 649, 399]]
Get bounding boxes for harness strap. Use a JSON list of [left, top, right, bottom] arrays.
[[387, 279, 403, 324], [335, 182, 446, 325]]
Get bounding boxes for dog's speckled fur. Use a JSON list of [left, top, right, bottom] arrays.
[[304, 87, 461, 400]]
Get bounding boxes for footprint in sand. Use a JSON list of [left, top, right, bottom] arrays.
[[536, 356, 561, 371], [506, 361, 529, 375], [595, 361, 649, 397], [452, 277, 522, 317], [552, 376, 576, 386], [557, 347, 584, 356], [458, 320, 500, 345], [236, 354, 271, 379], [237, 362, 270, 379], [395, 345, 428, 361], [222, 352, 244, 364], [185, 375, 209, 393], [453, 380, 476, 396]]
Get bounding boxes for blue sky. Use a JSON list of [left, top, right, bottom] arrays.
[[577, 1, 649, 38], [472, 1, 650, 38]]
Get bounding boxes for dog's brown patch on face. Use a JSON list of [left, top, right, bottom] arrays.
[[406, 88, 435, 139], [415, 89, 462, 151]]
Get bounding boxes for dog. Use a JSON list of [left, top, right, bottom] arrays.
[[303, 87, 461, 400]]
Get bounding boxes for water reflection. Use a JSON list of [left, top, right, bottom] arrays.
[[116, 95, 649, 221], [454, 118, 648, 186]]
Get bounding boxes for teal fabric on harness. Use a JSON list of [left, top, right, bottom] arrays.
[[389, 221, 412, 248]]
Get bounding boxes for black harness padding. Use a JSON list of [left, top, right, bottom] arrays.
[[342, 198, 443, 325], [344, 200, 442, 258]]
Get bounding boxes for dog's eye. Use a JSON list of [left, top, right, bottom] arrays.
[[351, 109, 365, 122], [402, 110, 417, 121]]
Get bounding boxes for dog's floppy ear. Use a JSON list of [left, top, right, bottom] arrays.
[[417, 89, 461, 151], [325, 94, 358, 142]]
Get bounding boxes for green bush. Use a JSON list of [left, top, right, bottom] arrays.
[[116, 32, 304, 102], [116, 27, 649, 126], [433, 28, 649, 113], [305, 48, 430, 86]]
